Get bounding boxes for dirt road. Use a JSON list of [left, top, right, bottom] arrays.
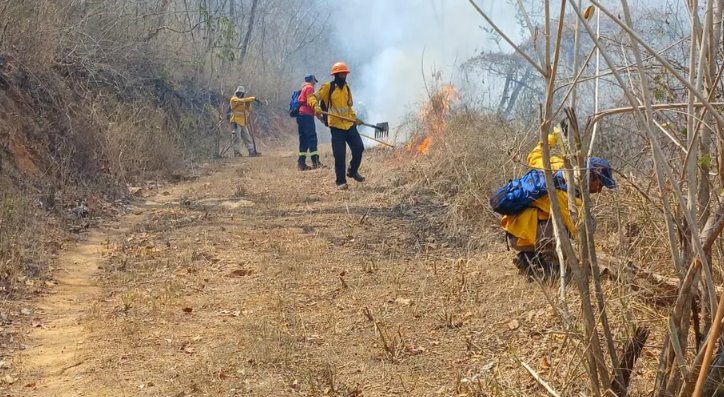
[[14, 149, 561, 396]]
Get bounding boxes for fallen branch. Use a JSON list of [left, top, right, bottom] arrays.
[[520, 360, 562, 397], [597, 254, 723, 306]]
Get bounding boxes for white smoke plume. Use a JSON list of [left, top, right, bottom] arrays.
[[327, 0, 521, 140]]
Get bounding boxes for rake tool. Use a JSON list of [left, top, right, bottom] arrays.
[[320, 111, 393, 147]]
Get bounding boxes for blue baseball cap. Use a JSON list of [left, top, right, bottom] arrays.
[[305, 74, 318, 83], [589, 157, 616, 188]]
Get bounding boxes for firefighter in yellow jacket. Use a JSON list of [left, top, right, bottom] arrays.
[[502, 130, 616, 280], [229, 85, 261, 157], [309, 62, 365, 190]]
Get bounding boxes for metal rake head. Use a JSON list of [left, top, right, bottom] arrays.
[[374, 122, 389, 139]]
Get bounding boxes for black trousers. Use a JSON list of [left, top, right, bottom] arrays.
[[296, 115, 318, 161], [330, 125, 364, 185]]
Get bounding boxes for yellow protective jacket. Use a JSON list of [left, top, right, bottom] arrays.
[[501, 133, 578, 248], [229, 95, 256, 126], [309, 82, 357, 130]]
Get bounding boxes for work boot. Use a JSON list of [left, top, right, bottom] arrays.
[[298, 159, 311, 171], [311, 155, 324, 169], [514, 252, 545, 282], [346, 171, 365, 182], [513, 252, 530, 274], [248, 150, 262, 157], [233, 151, 243, 158], [337, 183, 349, 190]]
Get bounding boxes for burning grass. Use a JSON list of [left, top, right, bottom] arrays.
[[406, 84, 460, 156], [393, 110, 535, 245]]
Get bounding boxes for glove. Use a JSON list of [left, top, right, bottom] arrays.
[[254, 98, 262, 104], [355, 118, 364, 126]]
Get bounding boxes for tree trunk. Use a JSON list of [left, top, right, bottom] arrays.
[[239, 0, 260, 65], [504, 68, 531, 117], [497, 74, 512, 114]]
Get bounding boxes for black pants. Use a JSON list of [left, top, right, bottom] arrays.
[[296, 115, 318, 162], [330, 125, 364, 185]]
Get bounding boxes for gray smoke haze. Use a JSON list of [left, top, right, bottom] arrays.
[[327, 1, 520, 138], [323, 0, 672, 141]]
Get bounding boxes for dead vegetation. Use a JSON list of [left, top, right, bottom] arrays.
[[6, 115, 694, 396], [394, 110, 533, 246], [5, 0, 724, 395], [0, 0, 329, 292], [0, 2, 322, 388], [5, 152, 619, 396]]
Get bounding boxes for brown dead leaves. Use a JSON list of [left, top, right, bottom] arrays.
[[228, 268, 252, 277]]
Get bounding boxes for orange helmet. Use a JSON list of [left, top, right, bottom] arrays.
[[330, 62, 350, 75]]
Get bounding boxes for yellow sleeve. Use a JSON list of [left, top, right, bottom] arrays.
[[309, 83, 329, 114], [348, 88, 357, 120], [552, 190, 577, 238], [530, 192, 578, 238], [229, 97, 243, 112], [527, 133, 565, 170], [231, 97, 255, 105]]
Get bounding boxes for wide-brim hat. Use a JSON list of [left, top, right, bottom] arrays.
[[589, 157, 616, 188]]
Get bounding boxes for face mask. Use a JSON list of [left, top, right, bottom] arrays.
[[333, 75, 346, 86]]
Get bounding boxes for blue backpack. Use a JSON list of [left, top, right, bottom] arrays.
[[490, 169, 549, 215], [288, 90, 301, 117]]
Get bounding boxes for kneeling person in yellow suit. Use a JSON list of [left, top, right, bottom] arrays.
[[501, 132, 616, 281], [229, 85, 261, 157]]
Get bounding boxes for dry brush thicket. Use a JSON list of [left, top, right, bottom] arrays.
[[396, 0, 724, 395], [0, 0, 332, 293]]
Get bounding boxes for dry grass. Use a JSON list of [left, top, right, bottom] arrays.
[[0, 178, 58, 296], [0, 177, 64, 387], [380, 106, 681, 395], [386, 111, 537, 248], [96, 100, 186, 182], [9, 144, 661, 396], [2, 54, 689, 394]]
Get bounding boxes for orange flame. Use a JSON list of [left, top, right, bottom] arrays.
[[416, 136, 432, 155], [411, 84, 459, 155]]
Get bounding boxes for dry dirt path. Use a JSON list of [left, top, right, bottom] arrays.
[[13, 149, 565, 397]]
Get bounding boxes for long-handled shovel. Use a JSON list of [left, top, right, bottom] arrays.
[[248, 123, 259, 155], [321, 111, 393, 147], [246, 114, 261, 156]]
